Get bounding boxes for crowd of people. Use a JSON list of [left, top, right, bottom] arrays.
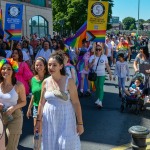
[[0, 32, 149, 150]]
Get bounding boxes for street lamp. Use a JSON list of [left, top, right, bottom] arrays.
[[137, 0, 140, 35]]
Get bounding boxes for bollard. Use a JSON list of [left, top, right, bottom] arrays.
[[129, 126, 149, 150]]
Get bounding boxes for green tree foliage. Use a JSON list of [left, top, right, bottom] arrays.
[[52, 0, 114, 35], [122, 17, 136, 30], [129, 24, 136, 30], [146, 19, 150, 23], [138, 19, 145, 23]]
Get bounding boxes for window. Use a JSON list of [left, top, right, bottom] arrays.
[[29, 16, 48, 37]]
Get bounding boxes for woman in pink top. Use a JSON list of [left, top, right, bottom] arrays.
[[11, 48, 33, 95]]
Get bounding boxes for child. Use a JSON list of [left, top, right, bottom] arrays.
[[125, 78, 142, 98], [64, 52, 79, 87], [113, 53, 130, 97]]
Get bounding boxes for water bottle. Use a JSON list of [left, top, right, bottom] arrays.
[[34, 130, 40, 150], [34, 130, 39, 140], [2, 105, 14, 122]]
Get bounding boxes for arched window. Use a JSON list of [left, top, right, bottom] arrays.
[[29, 16, 48, 37]]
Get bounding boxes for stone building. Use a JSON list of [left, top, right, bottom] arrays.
[[0, 0, 53, 38]]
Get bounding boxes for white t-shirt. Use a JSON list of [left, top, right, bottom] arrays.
[[89, 54, 108, 76], [35, 48, 53, 62], [105, 42, 112, 57]]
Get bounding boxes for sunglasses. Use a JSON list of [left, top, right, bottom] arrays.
[[96, 48, 102, 51]]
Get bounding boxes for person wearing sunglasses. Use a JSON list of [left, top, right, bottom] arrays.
[[89, 44, 112, 108]]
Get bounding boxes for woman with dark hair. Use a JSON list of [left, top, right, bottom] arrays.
[[134, 46, 150, 101], [11, 49, 33, 95], [133, 46, 150, 73], [35, 41, 53, 62], [27, 57, 48, 131], [57, 40, 65, 51], [12, 41, 30, 64], [35, 52, 83, 150], [22, 40, 34, 63], [0, 58, 26, 150], [2, 42, 11, 58]]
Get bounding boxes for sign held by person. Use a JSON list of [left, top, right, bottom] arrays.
[[87, 1, 109, 42]]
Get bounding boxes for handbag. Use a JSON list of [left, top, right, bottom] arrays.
[[52, 90, 68, 101], [88, 56, 101, 81]]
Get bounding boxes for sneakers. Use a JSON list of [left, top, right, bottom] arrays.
[[95, 99, 99, 105], [95, 99, 103, 107]]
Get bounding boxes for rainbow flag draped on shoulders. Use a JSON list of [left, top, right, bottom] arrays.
[[65, 21, 87, 48]]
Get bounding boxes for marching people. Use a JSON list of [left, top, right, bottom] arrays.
[[34, 52, 84, 150], [26, 57, 48, 149], [113, 53, 130, 97], [11, 49, 33, 95], [26, 57, 48, 126], [77, 39, 91, 97], [133, 46, 150, 73], [89, 43, 112, 108], [64, 52, 79, 87], [0, 58, 26, 150], [105, 37, 113, 67], [35, 40, 53, 62]]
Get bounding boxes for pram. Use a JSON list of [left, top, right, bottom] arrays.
[[120, 73, 146, 114]]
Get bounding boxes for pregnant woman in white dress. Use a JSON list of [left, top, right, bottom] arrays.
[[35, 52, 84, 150]]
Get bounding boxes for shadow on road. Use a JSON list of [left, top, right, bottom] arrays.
[[79, 90, 146, 148], [18, 145, 33, 150]]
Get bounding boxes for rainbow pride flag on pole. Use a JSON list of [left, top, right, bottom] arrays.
[[0, 9, 4, 37], [0, 9, 3, 29], [65, 21, 87, 48]]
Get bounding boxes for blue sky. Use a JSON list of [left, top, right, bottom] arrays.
[[112, 0, 150, 21]]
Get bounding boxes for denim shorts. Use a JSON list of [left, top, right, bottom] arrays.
[[113, 51, 117, 59], [33, 106, 38, 118]]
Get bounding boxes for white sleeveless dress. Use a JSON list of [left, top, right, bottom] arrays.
[[42, 77, 81, 150]]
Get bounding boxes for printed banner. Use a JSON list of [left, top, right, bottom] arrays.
[[87, 1, 109, 42], [4, 3, 23, 41]]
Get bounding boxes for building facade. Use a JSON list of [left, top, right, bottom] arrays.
[[0, 0, 53, 38]]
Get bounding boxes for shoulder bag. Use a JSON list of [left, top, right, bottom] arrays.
[[88, 56, 101, 81]]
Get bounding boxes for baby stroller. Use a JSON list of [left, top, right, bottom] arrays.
[[120, 73, 146, 114]]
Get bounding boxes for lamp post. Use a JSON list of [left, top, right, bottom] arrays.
[[137, 0, 140, 35]]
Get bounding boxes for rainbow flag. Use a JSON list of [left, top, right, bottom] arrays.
[[0, 9, 3, 29], [87, 30, 106, 42], [5, 29, 22, 40], [65, 21, 87, 48], [0, 9, 4, 37]]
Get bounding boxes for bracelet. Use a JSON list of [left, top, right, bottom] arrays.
[[77, 124, 83, 125], [37, 120, 41, 121]]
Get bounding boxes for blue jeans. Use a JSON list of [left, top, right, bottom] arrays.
[[118, 77, 126, 94]]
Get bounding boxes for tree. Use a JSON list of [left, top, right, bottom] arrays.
[[146, 19, 150, 23], [129, 24, 136, 30], [52, 0, 114, 35], [138, 19, 145, 23], [122, 17, 136, 30]]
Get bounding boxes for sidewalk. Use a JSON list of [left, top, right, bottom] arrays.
[[111, 138, 150, 150]]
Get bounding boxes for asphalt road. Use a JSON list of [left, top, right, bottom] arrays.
[[18, 51, 150, 150]]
